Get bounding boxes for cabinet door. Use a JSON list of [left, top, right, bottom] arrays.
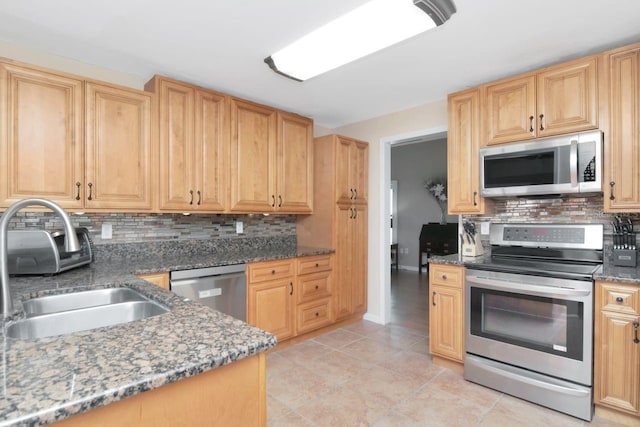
[[0, 62, 84, 208], [537, 57, 598, 137], [447, 88, 485, 214], [335, 136, 354, 204], [247, 278, 295, 341], [85, 82, 153, 210], [351, 141, 368, 205], [484, 74, 536, 145], [352, 205, 367, 315], [334, 205, 354, 321], [229, 98, 277, 212], [605, 46, 640, 211], [195, 89, 228, 212], [594, 310, 640, 414], [158, 79, 195, 210], [429, 283, 464, 362], [137, 272, 170, 290], [276, 112, 313, 213]]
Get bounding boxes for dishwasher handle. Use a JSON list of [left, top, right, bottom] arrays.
[[170, 263, 246, 281]]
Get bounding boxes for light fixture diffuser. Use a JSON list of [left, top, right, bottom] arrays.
[[265, 0, 456, 81]]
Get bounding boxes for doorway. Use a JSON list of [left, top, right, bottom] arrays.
[[378, 126, 448, 327]]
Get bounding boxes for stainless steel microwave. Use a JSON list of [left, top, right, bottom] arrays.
[[480, 130, 603, 198]]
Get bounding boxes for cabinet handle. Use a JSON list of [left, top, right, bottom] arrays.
[[315, 312, 319, 317], [432, 291, 436, 306], [442, 274, 447, 280], [354, 208, 358, 219], [75, 182, 81, 200], [634, 321, 639, 344], [189, 190, 194, 205], [289, 282, 293, 296], [271, 195, 276, 207], [354, 189, 358, 200], [609, 182, 616, 201], [349, 208, 353, 219], [350, 189, 354, 199], [197, 190, 201, 206], [315, 263, 319, 267], [315, 285, 319, 290], [616, 297, 624, 303], [529, 115, 534, 133], [539, 114, 545, 131], [278, 195, 282, 207], [271, 270, 275, 275], [473, 191, 478, 206], [87, 183, 93, 200]]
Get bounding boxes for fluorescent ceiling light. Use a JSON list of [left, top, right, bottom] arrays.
[[265, 0, 456, 81]]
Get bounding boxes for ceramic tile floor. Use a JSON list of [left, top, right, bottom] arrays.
[[266, 271, 628, 426]]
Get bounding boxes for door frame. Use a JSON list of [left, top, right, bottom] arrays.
[[377, 126, 448, 324]]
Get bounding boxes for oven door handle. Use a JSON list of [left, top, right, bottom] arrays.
[[467, 276, 591, 298], [570, 139, 578, 187]]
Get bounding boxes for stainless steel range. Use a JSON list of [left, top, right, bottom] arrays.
[[464, 223, 603, 421]]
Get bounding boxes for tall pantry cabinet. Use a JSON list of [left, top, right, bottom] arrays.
[[298, 134, 368, 322]]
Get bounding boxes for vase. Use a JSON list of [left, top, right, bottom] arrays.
[[439, 204, 447, 225]]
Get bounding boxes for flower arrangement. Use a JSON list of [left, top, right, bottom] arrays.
[[424, 179, 448, 224], [424, 179, 447, 203]]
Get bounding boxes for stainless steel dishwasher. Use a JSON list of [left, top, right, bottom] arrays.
[[170, 264, 246, 321]]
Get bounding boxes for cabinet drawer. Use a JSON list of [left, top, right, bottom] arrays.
[[296, 298, 332, 334], [597, 281, 640, 315], [430, 264, 464, 288], [297, 255, 333, 275], [297, 271, 331, 304], [248, 259, 295, 283]]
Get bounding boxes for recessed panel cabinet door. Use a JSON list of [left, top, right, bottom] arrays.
[[334, 205, 354, 321], [429, 283, 464, 361], [335, 137, 353, 204], [352, 205, 367, 315], [0, 62, 84, 208], [277, 112, 312, 213], [229, 98, 276, 212], [447, 88, 484, 214], [605, 46, 640, 211], [352, 141, 368, 205], [85, 82, 153, 210], [484, 75, 536, 145], [247, 278, 295, 342]]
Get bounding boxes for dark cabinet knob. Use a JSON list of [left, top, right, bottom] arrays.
[[315, 263, 319, 267], [616, 297, 624, 303], [315, 285, 319, 290], [271, 270, 275, 274], [315, 312, 319, 317]]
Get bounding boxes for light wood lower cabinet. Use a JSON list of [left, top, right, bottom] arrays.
[[55, 353, 266, 427], [429, 264, 465, 365], [595, 280, 640, 420], [137, 272, 170, 290], [247, 255, 333, 342]]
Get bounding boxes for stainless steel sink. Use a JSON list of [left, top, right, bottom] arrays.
[[22, 287, 150, 316], [6, 288, 171, 340]]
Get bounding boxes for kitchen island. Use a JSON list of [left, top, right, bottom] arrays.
[[0, 243, 331, 426]]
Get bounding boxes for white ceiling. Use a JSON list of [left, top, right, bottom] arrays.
[[1, 0, 639, 129]]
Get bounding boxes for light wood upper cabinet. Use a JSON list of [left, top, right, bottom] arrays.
[[594, 280, 640, 417], [147, 76, 228, 212], [85, 82, 153, 210], [335, 136, 368, 205], [229, 98, 277, 213], [448, 87, 485, 214], [276, 112, 313, 213], [602, 44, 640, 212], [0, 61, 84, 208], [484, 56, 598, 145]]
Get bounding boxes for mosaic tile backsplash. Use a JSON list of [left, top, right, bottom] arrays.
[[7, 212, 297, 245], [463, 194, 640, 247]]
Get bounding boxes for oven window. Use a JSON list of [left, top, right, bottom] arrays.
[[470, 287, 583, 360], [484, 151, 555, 188]]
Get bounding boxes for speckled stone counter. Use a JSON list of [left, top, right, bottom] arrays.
[[0, 243, 332, 426], [428, 253, 490, 266]]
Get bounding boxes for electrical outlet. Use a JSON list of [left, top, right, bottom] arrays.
[[101, 223, 113, 239], [235, 221, 244, 234], [481, 221, 491, 235]]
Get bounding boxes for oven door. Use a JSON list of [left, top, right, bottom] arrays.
[[465, 269, 593, 386]]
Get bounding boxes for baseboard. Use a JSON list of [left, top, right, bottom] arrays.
[[398, 265, 419, 272], [363, 312, 384, 324]]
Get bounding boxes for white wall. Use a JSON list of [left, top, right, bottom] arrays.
[[391, 139, 456, 269], [332, 100, 448, 322]]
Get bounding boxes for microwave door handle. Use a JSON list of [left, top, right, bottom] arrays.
[[467, 275, 591, 298], [570, 139, 578, 187]]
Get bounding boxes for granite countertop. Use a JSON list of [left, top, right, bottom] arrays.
[[0, 245, 332, 426], [428, 253, 640, 285]]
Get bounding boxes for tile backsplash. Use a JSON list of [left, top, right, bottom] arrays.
[[7, 212, 297, 244]]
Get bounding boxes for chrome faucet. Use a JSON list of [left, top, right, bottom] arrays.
[[0, 198, 81, 317]]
